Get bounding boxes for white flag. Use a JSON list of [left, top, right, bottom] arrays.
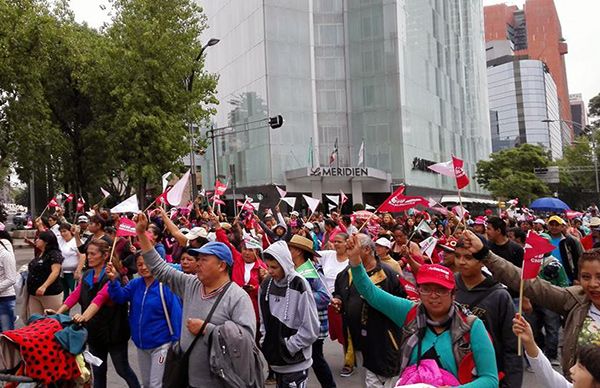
[[111, 194, 140, 213], [281, 197, 296, 209], [161, 171, 172, 192], [452, 205, 468, 220], [303, 195, 320, 213], [250, 201, 260, 211], [276, 186, 287, 198], [328, 203, 337, 211], [357, 141, 364, 167], [100, 187, 110, 198], [419, 236, 438, 258], [325, 195, 339, 206], [416, 219, 434, 235], [365, 204, 376, 211], [166, 170, 191, 206], [427, 160, 454, 177]]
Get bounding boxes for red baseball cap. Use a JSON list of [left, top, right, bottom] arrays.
[[416, 264, 456, 290]]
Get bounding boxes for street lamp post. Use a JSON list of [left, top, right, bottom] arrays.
[[207, 115, 284, 190], [542, 118, 599, 193], [187, 38, 220, 199]]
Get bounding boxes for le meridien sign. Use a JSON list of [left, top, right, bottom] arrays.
[[310, 167, 369, 177]]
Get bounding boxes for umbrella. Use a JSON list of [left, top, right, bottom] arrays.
[[353, 210, 379, 222], [529, 197, 571, 213]]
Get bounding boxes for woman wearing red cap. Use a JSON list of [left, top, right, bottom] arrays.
[[345, 234, 498, 387]]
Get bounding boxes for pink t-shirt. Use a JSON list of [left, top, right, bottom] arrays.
[[64, 277, 110, 309]]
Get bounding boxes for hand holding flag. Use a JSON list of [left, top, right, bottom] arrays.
[[522, 231, 556, 279]]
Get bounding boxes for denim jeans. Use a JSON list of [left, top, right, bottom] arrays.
[[530, 305, 562, 359], [0, 298, 15, 332], [312, 339, 336, 387], [88, 341, 140, 388]]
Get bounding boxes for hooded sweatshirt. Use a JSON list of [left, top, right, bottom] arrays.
[[455, 274, 522, 388], [259, 241, 319, 373]]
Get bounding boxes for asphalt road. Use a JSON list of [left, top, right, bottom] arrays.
[[13, 247, 542, 387]]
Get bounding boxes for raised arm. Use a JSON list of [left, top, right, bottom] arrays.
[[157, 207, 188, 247], [462, 230, 579, 317], [136, 213, 191, 296], [346, 235, 414, 327]]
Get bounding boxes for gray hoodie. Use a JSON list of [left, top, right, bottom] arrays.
[[259, 241, 319, 373]]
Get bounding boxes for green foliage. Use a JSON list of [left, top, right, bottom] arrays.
[[0, 0, 217, 207], [476, 144, 551, 203]]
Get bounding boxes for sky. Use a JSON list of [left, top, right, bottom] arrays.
[[69, 0, 600, 109]]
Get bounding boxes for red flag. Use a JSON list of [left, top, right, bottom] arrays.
[[48, 197, 59, 208], [377, 188, 428, 213], [76, 198, 86, 213], [522, 231, 556, 279], [215, 179, 228, 196], [452, 155, 470, 190], [116, 217, 137, 237], [64, 193, 74, 203], [566, 210, 584, 220], [581, 234, 594, 250], [156, 190, 168, 205]]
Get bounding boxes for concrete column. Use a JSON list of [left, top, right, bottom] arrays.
[[311, 180, 323, 202], [351, 180, 363, 205]]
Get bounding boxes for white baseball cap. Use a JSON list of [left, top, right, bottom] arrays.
[[533, 219, 545, 225], [375, 237, 392, 249]]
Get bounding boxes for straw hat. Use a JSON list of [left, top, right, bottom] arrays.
[[287, 235, 321, 257]]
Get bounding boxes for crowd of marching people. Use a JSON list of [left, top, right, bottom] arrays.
[[2, 196, 600, 388]]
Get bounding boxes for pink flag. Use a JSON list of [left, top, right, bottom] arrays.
[[566, 210, 584, 220], [213, 198, 225, 206], [48, 197, 59, 208], [64, 193, 74, 203], [452, 205, 469, 220], [340, 189, 348, 205], [116, 217, 137, 237], [276, 186, 287, 198], [522, 231, 556, 279], [76, 198, 86, 213], [452, 156, 470, 190], [427, 160, 454, 177], [215, 179, 228, 196], [165, 170, 190, 206], [377, 188, 428, 213]]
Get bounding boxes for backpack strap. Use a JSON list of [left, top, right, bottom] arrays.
[[159, 282, 174, 337]]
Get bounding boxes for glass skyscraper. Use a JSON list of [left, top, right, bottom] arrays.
[[196, 0, 491, 205]]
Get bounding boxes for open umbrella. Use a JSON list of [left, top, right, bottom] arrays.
[[529, 197, 571, 213]]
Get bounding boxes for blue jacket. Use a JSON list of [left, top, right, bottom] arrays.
[[108, 278, 181, 349]]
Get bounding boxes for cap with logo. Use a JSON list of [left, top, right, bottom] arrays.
[[416, 264, 456, 290], [548, 215, 566, 225]]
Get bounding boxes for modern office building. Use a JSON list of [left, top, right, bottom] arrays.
[[570, 93, 588, 137], [487, 40, 562, 160], [195, 0, 492, 209], [484, 0, 572, 145]]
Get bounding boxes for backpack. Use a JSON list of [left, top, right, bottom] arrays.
[[208, 320, 267, 388]]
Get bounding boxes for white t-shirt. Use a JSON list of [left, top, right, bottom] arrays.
[[244, 262, 255, 284], [59, 237, 80, 273], [317, 250, 349, 293]]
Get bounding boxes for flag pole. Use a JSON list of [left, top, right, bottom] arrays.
[[38, 205, 50, 219], [143, 198, 157, 213], [357, 211, 377, 233], [234, 198, 250, 223], [517, 277, 524, 356]]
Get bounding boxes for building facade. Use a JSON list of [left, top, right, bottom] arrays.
[[195, 0, 491, 209], [570, 93, 588, 137], [487, 49, 562, 159], [484, 0, 572, 144]]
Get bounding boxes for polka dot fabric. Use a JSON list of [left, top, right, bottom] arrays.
[[2, 318, 80, 384]]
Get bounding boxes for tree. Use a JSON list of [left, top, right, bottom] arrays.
[[476, 144, 551, 204], [0, 0, 218, 211]]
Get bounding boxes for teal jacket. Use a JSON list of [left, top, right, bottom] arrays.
[[350, 264, 498, 388]]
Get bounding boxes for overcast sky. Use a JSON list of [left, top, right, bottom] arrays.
[[68, 0, 600, 110]]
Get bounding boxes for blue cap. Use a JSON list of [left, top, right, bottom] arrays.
[[189, 242, 233, 266]]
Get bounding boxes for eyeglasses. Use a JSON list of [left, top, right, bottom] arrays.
[[418, 286, 452, 296]]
